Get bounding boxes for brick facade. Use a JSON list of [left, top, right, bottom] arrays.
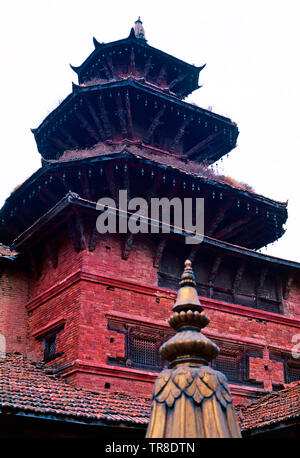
[[1, 227, 296, 406]]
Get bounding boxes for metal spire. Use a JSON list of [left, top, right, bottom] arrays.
[[134, 17, 146, 40], [146, 259, 242, 438]]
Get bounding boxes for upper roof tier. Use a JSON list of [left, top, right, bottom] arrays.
[[70, 19, 204, 99], [32, 19, 238, 164], [32, 80, 238, 162]]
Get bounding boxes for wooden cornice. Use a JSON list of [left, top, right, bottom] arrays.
[[11, 191, 299, 272]]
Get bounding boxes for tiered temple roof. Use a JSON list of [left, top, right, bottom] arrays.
[[0, 18, 288, 252]]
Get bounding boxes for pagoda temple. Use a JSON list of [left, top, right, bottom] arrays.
[[0, 18, 300, 424]]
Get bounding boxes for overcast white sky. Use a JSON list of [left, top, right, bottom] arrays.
[[0, 0, 299, 261]]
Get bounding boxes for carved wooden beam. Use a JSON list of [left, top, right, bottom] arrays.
[[49, 136, 70, 151], [99, 62, 111, 80], [188, 245, 201, 263], [115, 92, 128, 137], [275, 275, 285, 314], [88, 224, 101, 252], [206, 197, 234, 236], [85, 97, 106, 140], [235, 219, 265, 247], [168, 73, 187, 90], [170, 118, 191, 151], [153, 236, 167, 268], [41, 184, 59, 206], [184, 133, 222, 159], [34, 187, 52, 207], [106, 55, 115, 78], [122, 233, 134, 260], [99, 98, 112, 139], [156, 65, 167, 86], [283, 275, 293, 300], [232, 259, 247, 293], [143, 106, 166, 144], [79, 168, 92, 201], [105, 165, 119, 203], [214, 216, 252, 241], [124, 92, 133, 138], [68, 211, 86, 252], [46, 240, 58, 269], [208, 254, 223, 284], [59, 127, 78, 148], [256, 265, 269, 297], [144, 55, 153, 78], [73, 111, 99, 142], [123, 165, 131, 201], [58, 171, 71, 193], [208, 254, 223, 298], [5, 212, 28, 242], [145, 173, 162, 203]]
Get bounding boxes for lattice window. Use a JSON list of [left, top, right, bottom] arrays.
[[128, 334, 163, 369], [43, 333, 57, 363], [285, 363, 300, 383], [213, 354, 240, 382]]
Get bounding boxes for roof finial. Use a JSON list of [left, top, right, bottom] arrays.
[[146, 259, 242, 438], [134, 17, 146, 41]]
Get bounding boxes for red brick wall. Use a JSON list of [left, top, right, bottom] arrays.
[[0, 265, 28, 354], [28, 230, 82, 300], [286, 279, 300, 319], [27, 282, 81, 367], [14, 229, 300, 406], [81, 233, 157, 285]]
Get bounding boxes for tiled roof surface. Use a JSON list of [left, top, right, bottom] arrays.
[[1, 354, 299, 433], [0, 354, 151, 425], [238, 381, 300, 432], [45, 141, 287, 206]]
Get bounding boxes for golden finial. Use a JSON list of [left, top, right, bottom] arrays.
[[134, 17, 146, 40], [172, 259, 202, 312], [146, 259, 242, 438]]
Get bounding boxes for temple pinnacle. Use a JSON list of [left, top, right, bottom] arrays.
[[134, 17, 146, 40], [146, 259, 242, 438]]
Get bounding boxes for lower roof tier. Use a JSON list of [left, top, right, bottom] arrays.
[[0, 146, 287, 249], [32, 79, 238, 164]]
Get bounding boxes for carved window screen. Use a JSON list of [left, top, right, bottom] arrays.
[[129, 335, 159, 368], [285, 363, 300, 383], [214, 354, 240, 382], [127, 331, 165, 370]]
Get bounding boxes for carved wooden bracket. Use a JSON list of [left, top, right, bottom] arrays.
[[153, 236, 168, 268], [46, 240, 58, 269], [283, 275, 293, 301], [88, 225, 101, 252], [27, 248, 41, 280], [143, 105, 166, 144], [85, 96, 106, 141], [68, 210, 86, 252], [207, 197, 234, 236]]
